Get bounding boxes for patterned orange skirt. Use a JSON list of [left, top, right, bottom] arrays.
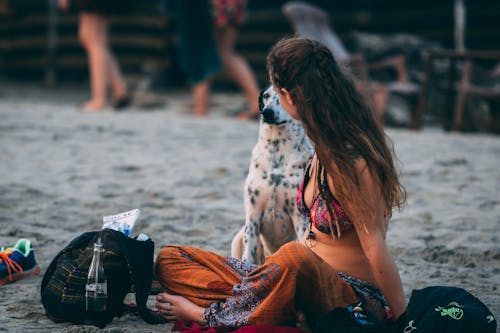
[[154, 242, 386, 328]]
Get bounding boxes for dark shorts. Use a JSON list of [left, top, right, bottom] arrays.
[[177, 0, 222, 84], [77, 0, 130, 16]]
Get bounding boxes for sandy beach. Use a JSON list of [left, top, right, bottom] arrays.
[[0, 82, 498, 332]]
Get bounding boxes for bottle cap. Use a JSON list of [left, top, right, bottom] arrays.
[[136, 233, 149, 241]]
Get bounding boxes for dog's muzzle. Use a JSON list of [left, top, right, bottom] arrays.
[[261, 107, 287, 125]]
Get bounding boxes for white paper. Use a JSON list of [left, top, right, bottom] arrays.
[[102, 209, 140, 237]]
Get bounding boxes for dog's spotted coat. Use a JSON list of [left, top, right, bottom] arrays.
[[231, 87, 313, 264]]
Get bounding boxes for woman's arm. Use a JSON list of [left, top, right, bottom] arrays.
[[352, 160, 406, 319], [358, 229, 406, 319]]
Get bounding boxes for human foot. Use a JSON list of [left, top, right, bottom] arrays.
[[156, 292, 206, 324], [80, 100, 106, 112], [193, 105, 208, 117], [193, 110, 208, 117]]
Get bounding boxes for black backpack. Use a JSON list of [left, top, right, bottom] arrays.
[[314, 286, 496, 333], [402, 286, 496, 333], [40, 228, 167, 328]]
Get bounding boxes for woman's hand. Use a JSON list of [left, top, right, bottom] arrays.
[[296, 310, 311, 332]]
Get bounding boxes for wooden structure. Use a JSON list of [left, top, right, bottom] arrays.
[[414, 50, 500, 131], [1, 0, 500, 133], [1, 0, 499, 85], [0, 1, 174, 84], [282, 1, 420, 125]]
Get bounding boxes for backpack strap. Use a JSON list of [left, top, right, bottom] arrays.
[[116, 232, 167, 324]]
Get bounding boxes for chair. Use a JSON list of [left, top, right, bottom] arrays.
[[453, 61, 500, 131], [281, 1, 419, 125]]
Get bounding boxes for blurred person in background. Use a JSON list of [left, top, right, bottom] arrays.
[[173, 0, 260, 119], [211, 0, 260, 120], [174, 0, 222, 117], [58, 0, 131, 111]]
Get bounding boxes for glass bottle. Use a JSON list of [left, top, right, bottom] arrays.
[[85, 240, 107, 313]]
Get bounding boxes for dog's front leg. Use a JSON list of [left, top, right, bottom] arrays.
[[292, 210, 310, 242], [242, 211, 264, 264], [232, 226, 264, 262], [231, 227, 245, 259]]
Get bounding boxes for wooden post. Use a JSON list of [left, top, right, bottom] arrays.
[[453, 61, 473, 131], [443, 59, 459, 131], [413, 52, 433, 129], [45, 0, 58, 88], [454, 0, 466, 52]]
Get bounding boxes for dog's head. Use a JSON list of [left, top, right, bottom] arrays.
[[258, 86, 293, 125]]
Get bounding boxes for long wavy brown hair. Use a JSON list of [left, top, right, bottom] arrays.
[[267, 37, 406, 237]]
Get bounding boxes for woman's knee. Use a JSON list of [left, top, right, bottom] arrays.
[[270, 242, 313, 266], [78, 14, 107, 48], [155, 246, 181, 267], [279, 241, 309, 254], [78, 26, 89, 48], [216, 47, 233, 69], [78, 13, 92, 47], [154, 246, 179, 282]]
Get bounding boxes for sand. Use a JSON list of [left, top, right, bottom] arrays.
[[0, 83, 498, 332]]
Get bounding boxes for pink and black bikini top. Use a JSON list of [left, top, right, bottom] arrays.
[[296, 157, 354, 236]]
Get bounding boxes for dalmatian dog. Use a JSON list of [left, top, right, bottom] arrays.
[[231, 86, 313, 264]]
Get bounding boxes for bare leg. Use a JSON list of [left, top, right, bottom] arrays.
[[372, 84, 388, 126], [215, 27, 260, 120], [192, 80, 210, 116], [107, 47, 128, 102], [156, 292, 206, 324], [79, 13, 110, 111]]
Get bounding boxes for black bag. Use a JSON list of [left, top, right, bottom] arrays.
[[402, 286, 497, 333], [314, 286, 496, 333], [314, 304, 402, 333], [40, 228, 167, 328]]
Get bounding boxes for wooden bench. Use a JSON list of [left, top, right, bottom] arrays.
[[414, 50, 500, 131]]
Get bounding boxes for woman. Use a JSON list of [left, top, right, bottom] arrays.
[[58, 0, 131, 111], [210, 0, 261, 120], [174, 0, 222, 117], [154, 37, 407, 328], [174, 0, 259, 119]]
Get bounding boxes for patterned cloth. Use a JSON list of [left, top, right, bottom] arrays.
[[155, 242, 388, 328], [296, 157, 354, 237], [210, 0, 248, 28]]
